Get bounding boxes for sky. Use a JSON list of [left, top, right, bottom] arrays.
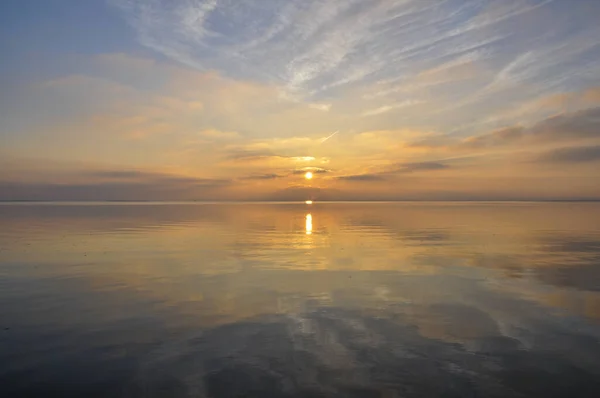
[[1, 0, 600, 201]]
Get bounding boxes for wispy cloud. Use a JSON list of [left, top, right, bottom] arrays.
[[320, 131, 338, 144], [111, 0, 600, 115], [225, 149, 320, 165], [361, 101, 422, 117]]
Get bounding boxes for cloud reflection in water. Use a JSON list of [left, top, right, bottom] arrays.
[[1, 202, 600, 397]]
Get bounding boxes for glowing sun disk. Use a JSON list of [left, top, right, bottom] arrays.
[[305, 171, 313, 180]]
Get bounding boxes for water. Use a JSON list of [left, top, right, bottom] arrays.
[[1, 202, 600, 397]]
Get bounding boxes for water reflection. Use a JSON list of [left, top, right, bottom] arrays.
[[1, 202, 600, 397]]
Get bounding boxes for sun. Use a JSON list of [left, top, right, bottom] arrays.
[[304, 171, 313, 180]]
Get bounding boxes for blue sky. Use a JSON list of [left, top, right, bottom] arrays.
[[1, 0, 600, 200]]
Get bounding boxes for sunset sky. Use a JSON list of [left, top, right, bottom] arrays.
[[1, 0, 600, 201]]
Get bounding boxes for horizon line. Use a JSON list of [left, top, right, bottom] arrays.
[[2, 199, 600, 205]]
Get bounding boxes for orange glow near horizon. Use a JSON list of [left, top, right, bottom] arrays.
[[305, 200, 313, 205]]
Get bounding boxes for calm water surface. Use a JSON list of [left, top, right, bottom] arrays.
[[1, 202, 600, 397]]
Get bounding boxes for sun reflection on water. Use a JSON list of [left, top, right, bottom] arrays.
[[305, 213, 312, 235]]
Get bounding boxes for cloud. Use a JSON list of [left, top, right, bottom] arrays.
[[110, 0, 600, 113], [336, 161, 449, 183], [3, 153, 600, 201], [199, 129, 240, 140], [486, 106, 600, 147], [0, 160, 236, 201], [360, 100, 422, 117], [410, 106, 600, 152], [583, 87, 600, 103], [395, 161, 450, 173], [225, 149, 277, 162], [461, 126, 525, 148], [0, 168, 232, 201], [291, 156, 316, 162], [308, 103, 332, 112], [241, 167, 331, 181], [320, 131, 338, 144], [0, 181, 224, 201], [265, 187, 339, 201], [337, 174, 387, 182], [536, 145, 600, 164], [82, 169, 232, 187], [86, 170, 148, 180], [224, 149, 321, 167], [530, 107, 600, 141], [291, 167, 330, 175], [239, 173, 284, 181], [6, 0, 600, 202]]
